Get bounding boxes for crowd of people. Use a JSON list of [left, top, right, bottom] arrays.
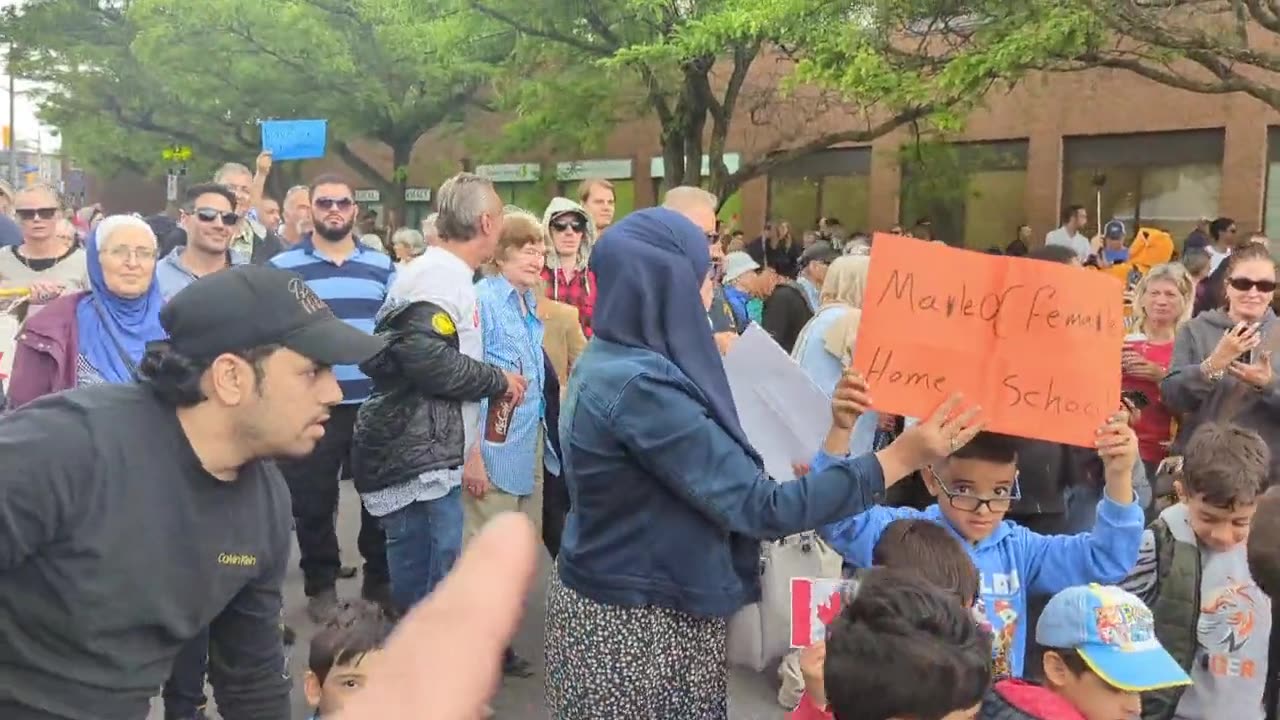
[[0, 148, 1278, 720]]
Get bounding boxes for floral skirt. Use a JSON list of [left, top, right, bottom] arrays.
[[544, 569, 729, 720]]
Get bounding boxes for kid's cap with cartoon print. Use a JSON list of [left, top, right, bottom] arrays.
[[1036, 584, 1191, 692]]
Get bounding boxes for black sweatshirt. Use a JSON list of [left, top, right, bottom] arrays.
[[0, 384, 291, 719]]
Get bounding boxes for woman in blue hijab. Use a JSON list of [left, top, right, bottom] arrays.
[[543, 206, 978, 718], [9, 215, 164, 406]]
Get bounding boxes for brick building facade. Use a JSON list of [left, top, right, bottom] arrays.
[[88, 63, 1280, 250]]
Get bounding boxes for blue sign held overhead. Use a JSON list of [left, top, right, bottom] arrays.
[[261, 119, 327, 161]]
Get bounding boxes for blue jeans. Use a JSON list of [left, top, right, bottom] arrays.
[[380, 486, 464, 614]]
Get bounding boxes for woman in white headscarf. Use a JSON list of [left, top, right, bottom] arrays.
[[791, 255, 879, 455]]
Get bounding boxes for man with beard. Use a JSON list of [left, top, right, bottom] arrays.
[[268, 174, 394, 622]]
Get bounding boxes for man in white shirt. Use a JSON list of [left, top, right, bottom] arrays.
[[1045, 204, 1094, 263]]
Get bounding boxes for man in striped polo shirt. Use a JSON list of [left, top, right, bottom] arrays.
[[269, 173, 393, 622]]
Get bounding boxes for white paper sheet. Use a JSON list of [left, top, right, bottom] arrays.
[[723, 324, 834, 482]]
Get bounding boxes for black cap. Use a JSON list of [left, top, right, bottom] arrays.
[[799, 242, 841, 266], [160, 265, 386, 366]]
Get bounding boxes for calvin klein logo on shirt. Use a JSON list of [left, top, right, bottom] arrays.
[[217, 552, 258, 567]]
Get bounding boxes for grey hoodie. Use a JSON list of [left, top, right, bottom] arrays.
[[541, 197, 596, 284], [1161, 308, 1280, 472]]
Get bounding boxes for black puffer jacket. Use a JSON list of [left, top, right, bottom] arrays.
[[352, 300, 507, 494]]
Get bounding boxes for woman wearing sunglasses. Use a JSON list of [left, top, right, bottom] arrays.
[[1163, 243, 1280, 476]]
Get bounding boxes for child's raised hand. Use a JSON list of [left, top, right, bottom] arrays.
[[799, 640, 828, 708], [1096, 410, 1138, 476]]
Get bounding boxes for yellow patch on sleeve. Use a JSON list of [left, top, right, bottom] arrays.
[[431, 312, 457, 336]]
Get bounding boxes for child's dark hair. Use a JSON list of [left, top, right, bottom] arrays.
[[1043, 647, 1091, 677], [873, 519, 980, 606], [1249, 486, 1280, 598], [950, 431, 1020, 465], [308, 599, 393, 685], [1248, 486, 1280, 714], [826, 568, 991, 720], [1028, 244, 1078, 266], [1182, 422, 1270, 509]]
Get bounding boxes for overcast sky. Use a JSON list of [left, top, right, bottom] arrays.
[[0, 0, 60, 153]]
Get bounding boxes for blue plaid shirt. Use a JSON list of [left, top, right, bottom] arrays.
[[476, 275, 545, 496]]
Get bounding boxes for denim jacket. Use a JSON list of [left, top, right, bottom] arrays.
[[557, 339, 889, 618]]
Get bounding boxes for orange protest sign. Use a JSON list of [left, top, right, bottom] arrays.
[[852, 235, 1126, 447]]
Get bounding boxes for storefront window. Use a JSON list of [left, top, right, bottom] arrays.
[[1063, 130, 1223, 248], [767, 148, 871, 234], [557, 179, 637, 219], [651, 178, 742, 226], [495, 182, 550, 214], [900, 140, 1028, 249], [403, 204, 431, 230], [1265, 128, 1280, 235]]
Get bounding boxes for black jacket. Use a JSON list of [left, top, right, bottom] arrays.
[[762, 282, 813, 353], [351, 300, 508, 495]]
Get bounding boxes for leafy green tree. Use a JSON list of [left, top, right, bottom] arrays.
[[1063, 0, 1280, 108], [464, 0, 1066, 205], [9, 0, 508, 216], [4, 0, 258, 183]]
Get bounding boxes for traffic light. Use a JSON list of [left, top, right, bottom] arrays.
[[2, 126, 10, 150]]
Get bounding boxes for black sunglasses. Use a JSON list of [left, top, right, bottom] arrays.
[[1228, 277, 1278, 293], [315, 197, 354, 211], [194, 207, 240, 226], [551, 219, 585, 233], [16, 207, 57, 221]]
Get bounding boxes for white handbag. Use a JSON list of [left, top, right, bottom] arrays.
[[726, 531, 844, 672]]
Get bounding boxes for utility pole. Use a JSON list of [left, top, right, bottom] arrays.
[[6, 13, 15, 190]]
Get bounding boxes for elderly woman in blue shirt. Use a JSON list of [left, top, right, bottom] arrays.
[[469, 208, 552, 677], [543, 207, 985, 719]]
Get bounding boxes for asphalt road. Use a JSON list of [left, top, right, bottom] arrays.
[[147, 482, 784, 720]]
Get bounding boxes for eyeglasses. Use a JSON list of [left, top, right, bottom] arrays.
[[928, 468, 1021, 513], [101, 246, 158, 262], [1228, 277, 1278, 293], [314, 197, 355, 212], [194, 208, 240, 226], [16, 207, 57, 221], [550, 219, 585, 233]]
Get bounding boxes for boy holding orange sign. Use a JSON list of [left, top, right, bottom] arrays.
[[814, 237, 1145, 680]]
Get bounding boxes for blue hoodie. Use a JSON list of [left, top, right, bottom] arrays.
[[813, 454, 1144, 679]]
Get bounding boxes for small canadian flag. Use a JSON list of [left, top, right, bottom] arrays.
[[790, 577, 856, 648]]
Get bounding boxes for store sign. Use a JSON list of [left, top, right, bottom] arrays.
[[556, 159, 633, 181], [405, 187, 432, 202], [475, 163, 540, 183], [649, 152, 741, 179], [354, 189, 380, 203]]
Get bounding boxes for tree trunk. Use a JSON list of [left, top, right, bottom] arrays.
[[385, 140, 414, 228]]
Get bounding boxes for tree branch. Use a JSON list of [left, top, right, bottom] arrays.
[[331, 140, 391, 189], [469, 1, 615, 57], [720, 105, 937, 200]]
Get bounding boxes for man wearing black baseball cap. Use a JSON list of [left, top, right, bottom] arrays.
[[0, 264, 385, 720], [763, 241, 841, 353]]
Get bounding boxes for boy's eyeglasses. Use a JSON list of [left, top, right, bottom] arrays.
[[927, 467, 1022, 513]]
